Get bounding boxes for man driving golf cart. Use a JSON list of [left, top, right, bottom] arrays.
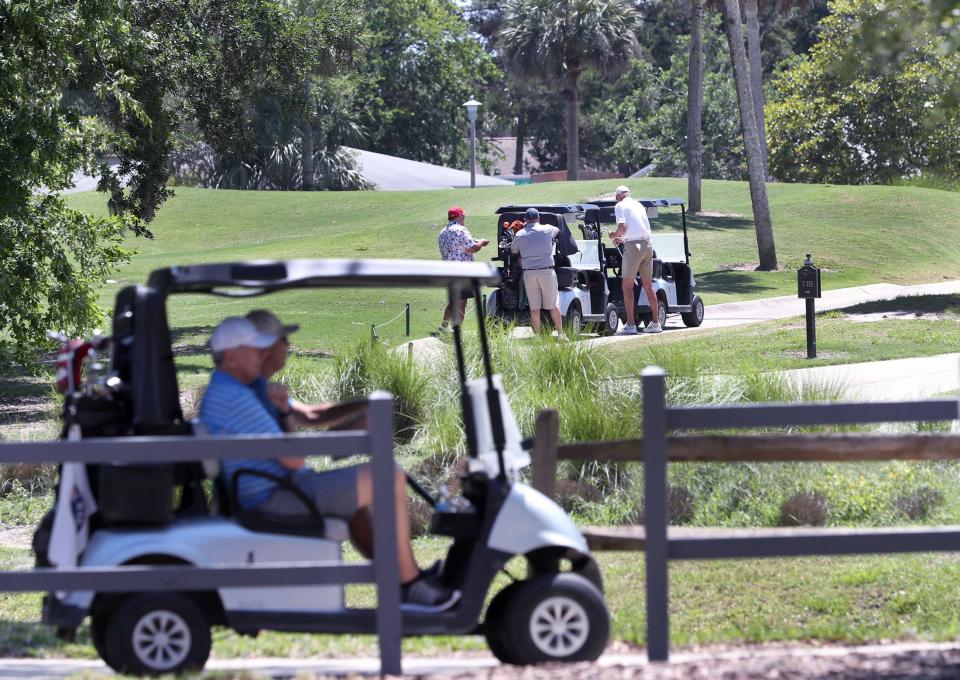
[[200, 315, 457, 610]]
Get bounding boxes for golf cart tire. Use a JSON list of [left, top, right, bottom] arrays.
[[89, 612, 112, 668], [643, 297, 668, 329], [597, 303, 619, 336], [498, 572, 609, 665], [103, 593, 211, 676], [484, 581, 525, 664], [565, 303, 583, 336], [682, 295, 705, 327]]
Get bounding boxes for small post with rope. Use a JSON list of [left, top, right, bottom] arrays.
[[405, 303, 410, 337], [371, 324, 378, 343]]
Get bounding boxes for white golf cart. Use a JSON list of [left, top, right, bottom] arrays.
[[37, 259, 609, 675], [486, 200, 704, 334]]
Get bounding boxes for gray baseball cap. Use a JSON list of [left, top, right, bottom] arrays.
[[525, 207, 540, 220]]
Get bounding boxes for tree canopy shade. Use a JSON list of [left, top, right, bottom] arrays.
[[356, 0, 498, 169], [500, 0, 641, 180], [0, 0, 362, 365], [767, 0, 960, 184], [0, 0, 140, 364]]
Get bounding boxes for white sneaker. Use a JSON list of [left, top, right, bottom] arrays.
[[618, 324, 638, 335], [643, 322, 663, 334]]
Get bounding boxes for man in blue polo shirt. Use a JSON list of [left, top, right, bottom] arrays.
[[199, 316, 458, 610]]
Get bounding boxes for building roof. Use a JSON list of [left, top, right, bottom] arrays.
[[347, 147, 515, 191]]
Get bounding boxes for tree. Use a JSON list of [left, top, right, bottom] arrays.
[[500, 0, 641, 180], [357, 0, 498, 168], [0, 0, 150, 365], [586, 20, 745, 180], [721, 0, 778, 270], [687, 0, 705, 212], [767, 0, 960, 184]]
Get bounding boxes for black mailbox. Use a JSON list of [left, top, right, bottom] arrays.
[[797, 254, 821, 299]]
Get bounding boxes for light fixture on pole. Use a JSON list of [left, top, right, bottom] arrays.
[[463, 98, 481, 189]]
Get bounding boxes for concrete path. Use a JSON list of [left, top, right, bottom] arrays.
[[590, 278, 960, 346], [5, 641, 960, 678], [781, 352, 960, 402], [402, 279, 960, 359]]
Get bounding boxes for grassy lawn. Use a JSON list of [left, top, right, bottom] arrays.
[[3, 540, 960, 659], [65, 179, 960, 354], [606, 295, 960, 377]]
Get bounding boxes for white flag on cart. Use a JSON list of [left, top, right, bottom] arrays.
[[48, 454, 98, 568]]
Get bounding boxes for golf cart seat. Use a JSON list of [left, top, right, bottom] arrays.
[[202, 458, 350, 541]]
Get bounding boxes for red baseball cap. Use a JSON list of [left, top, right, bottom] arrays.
[[448, 206, 465, 220]]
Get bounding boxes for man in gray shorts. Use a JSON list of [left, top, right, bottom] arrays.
[[607, 185, 661, 334], [199, 316, 458, 610], [510, 207, 564, 335]]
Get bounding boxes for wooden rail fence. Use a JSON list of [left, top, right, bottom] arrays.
[[530, 369, 960, 662]]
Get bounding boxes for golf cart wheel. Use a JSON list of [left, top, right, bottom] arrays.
[[89, 612, 112, 668], [643, 297, 668, 329], [681, 294, 705, 327], [598, 303, 619, 336], [499, 573, 609, 665], [103, 593, 211, 676], [484, 581, 524, 664], [565, 304, 583, 336]]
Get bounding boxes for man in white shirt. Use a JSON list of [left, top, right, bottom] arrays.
[[607, 185, 661, 334]]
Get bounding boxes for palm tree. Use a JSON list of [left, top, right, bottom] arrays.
[[686, 0, 705, 213], [742, 0, 767, 175], [501, 0, 641, 181], [743, 1, 814, 176], [721, 0, 777, 270]]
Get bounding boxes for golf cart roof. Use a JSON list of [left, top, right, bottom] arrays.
[[146, 259, 501, 296], [589, 197, 685, 208], [495, 204, 592, 216], [586, 197, 685, 224]]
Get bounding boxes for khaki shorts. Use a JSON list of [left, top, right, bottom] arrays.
[[522, 269, 560, 310], [622, 241, 654, 281]]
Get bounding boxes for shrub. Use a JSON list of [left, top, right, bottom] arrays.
[[893, 486, 944, 521], [779, 491, 829, 527]]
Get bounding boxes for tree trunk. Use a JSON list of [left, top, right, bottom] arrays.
[[722, 0, 778, 270], [686, 0, 705, 214], [562, 71, 580, 181], [514, 110, 525, 175], [301, 118, 315, 191], [743, 0, 768, 176]]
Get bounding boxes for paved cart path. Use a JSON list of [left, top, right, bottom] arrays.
[[404, 278, 960, 362], [4, 641, 960, 678]]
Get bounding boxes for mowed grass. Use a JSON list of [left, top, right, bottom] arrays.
[[66, 178, 960, 353], [4, 541, 960, 659], [606, 294, 960, 377]]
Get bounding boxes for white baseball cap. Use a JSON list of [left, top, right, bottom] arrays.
[[615, 185, 630, 195], [209, 317, 278, 353]]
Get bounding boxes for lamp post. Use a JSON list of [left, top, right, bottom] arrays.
[[463, 98, 481, 188]]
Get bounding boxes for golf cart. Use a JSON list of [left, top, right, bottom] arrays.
[[486, 200, 704, 334], [37, 259, 609, 675]]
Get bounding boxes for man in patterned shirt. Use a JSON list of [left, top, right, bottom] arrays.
[[436, 205, 489, 334]]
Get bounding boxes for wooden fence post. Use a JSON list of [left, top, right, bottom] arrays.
[[642, 367, 670, 662], [532, 409, 559, 499]]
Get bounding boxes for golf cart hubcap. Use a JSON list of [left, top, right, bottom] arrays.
[[529, 596, 589, 657], [606, 309, 617, 329], [132, 609, 191, 670]]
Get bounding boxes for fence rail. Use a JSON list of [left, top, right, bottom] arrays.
[[0, 392, 403, 676], [530, 372, 960, 662]]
